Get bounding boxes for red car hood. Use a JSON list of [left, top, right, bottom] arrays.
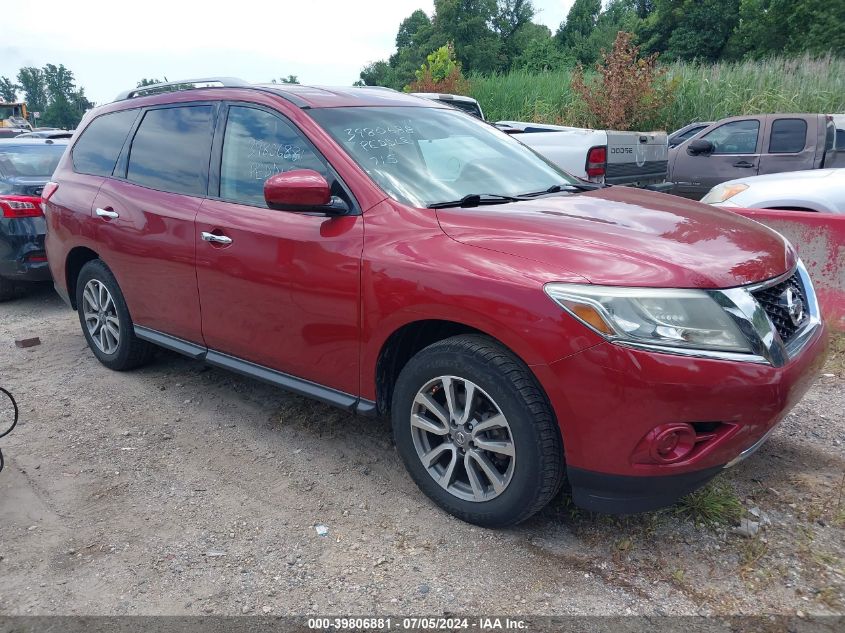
[[435, 187, 795, 288]]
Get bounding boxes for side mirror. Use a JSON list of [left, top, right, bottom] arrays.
[[264, 169, 347, 214], [687, 139, 714, 156]]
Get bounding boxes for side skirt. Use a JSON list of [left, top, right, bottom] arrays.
[[133, 325, 376, 416]]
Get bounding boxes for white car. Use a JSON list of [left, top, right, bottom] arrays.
[[702, 168, 845, 214]]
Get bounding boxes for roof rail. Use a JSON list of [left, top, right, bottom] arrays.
[[114, 77, 250, 101]]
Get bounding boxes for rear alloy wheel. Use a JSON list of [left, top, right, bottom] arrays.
[[82, 279, 121, 355], [392, 334, 564, 527], [75, 260, 153, 371]]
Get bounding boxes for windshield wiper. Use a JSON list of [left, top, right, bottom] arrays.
[[427, 193, 530, 209], [522, 182, 606, 197]]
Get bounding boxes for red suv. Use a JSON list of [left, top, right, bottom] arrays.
[[45, 79, 827, 527]]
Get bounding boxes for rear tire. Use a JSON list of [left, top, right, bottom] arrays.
[[391, 334, 564, 527], [76, 260, 153, 371], [0, 277, 24, 302]]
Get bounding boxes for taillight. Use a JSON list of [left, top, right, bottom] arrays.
[[0, 195, 43, 219], [585, 145, 607, 180], [42, 181, 59, 202]]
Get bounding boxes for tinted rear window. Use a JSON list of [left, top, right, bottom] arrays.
[[72, 109, 138, 176], [769, 118, 807, 153], [449, 100, 483, 118], [678, 126, 706, 142], [126, 106, 213, 196], [0, 143, 66, 177]]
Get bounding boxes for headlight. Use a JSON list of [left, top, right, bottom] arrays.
[[701, 183, 748, 204], [544, 284, 751, 353]]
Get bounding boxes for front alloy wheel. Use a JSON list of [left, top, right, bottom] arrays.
[[82, 279, 121, 355], [391, 334, 564, 527], [411, 376, 515, 502]]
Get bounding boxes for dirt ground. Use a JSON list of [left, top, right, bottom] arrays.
[[0, 283, 843, 617]]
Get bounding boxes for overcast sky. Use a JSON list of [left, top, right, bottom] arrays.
[[1, 0, 575, 106]]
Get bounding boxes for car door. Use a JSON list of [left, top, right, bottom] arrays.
[[195, 103, 363, 396], [758, 116, 815, 176], [92, 103, 215, 344], [669, 117, 762, 199]]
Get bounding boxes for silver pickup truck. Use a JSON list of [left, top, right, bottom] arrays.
[[668, 113, 844, 199], [496, 121, 669, 188], [408, 93, 669, 187]]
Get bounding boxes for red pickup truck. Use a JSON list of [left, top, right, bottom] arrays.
[[44, 80, 828, 527], [668, 113, 843, 199]]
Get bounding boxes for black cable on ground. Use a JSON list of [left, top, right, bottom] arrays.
[[0, 387, 19, 473]]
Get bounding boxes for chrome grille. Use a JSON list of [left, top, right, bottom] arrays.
[[752, 272, 809, 343]]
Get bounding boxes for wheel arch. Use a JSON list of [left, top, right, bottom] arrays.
[[373, 318, 552, 418], [65, 246, 101, 309]]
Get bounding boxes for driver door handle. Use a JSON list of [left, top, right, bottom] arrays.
[[95, 207, 119, 219], [201, 232, 233, 245], [733, 161, 755, 168]]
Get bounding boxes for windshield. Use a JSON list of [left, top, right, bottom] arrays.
[[308, 106, 577, 207], [0, 143, 66, 177], [1, 105, 22, 119]]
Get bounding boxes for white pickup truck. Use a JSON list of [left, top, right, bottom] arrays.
[[411, 93, 669, 188]]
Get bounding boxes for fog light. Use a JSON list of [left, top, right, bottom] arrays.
[[647, 423, 696, 464]]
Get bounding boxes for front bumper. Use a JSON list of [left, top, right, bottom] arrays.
[[538, 318, 828, 513]]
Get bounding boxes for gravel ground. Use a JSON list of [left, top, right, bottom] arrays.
[[0, 284, 843, 617]]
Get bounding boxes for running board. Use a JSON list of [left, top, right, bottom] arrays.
[[133, 325, 376, 415], [134, 326, 206, 359]]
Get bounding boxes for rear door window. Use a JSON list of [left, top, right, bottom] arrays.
[[126, 105, 214, 196], [72, 109, 138, 176], [702, 120, 760, 154], [677, 125, 706, 142], [769, 119, 807, 154], [219, 105, 327, 207]]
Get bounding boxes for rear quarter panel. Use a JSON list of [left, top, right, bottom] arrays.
[[44, 168, 106, 297]]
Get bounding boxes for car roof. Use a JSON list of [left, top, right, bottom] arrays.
[[256, 84, 447, 109], [112, 79, 449, 110], [410, 93, 480, 104]]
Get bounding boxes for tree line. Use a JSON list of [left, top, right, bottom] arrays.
[[0, 65, 93, 129], [358, 0, 845, 90]]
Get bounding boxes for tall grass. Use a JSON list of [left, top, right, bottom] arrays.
[[469, 54, 845, 131]]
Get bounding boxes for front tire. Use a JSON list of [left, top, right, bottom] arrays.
[[391, 334, 564, 527], [76, 260, 153, 371]]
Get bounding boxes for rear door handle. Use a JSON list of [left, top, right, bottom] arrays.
[[201, 232, 233, 245], [95, 207, 119, 219], [733, 161, 755, 168]]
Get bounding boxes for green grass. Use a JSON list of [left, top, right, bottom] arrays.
[[825, 333, 845, 376], [469, 54, 845, 130], [675, 479, 744, 527]]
